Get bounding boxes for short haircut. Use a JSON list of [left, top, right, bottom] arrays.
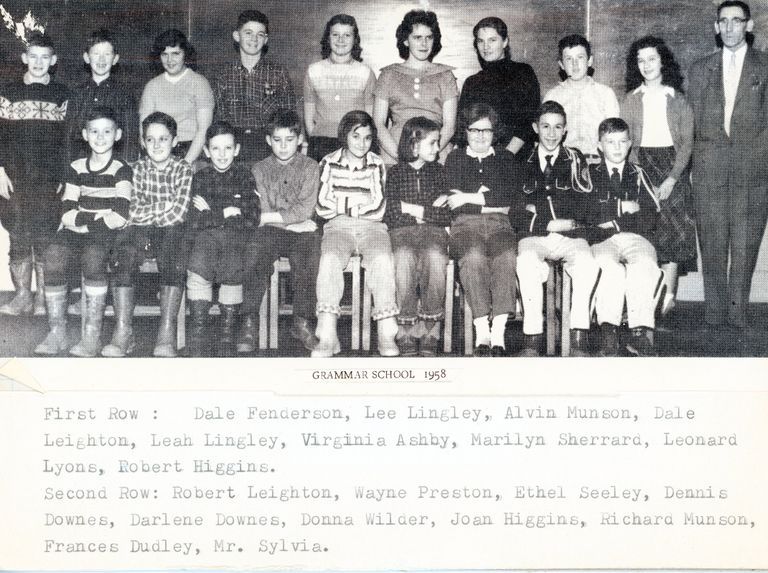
[[598, 117, 629, 140], [625, 36, 685, 93], [537, 100, 567, 123], [151, 29, 196, 68], [85, 28, 117, 53], [338, 110, 376, 146], [718, 0, 751, 19], [472, 17, 510, 68], [456, 102, 500, 147], [397, 116, 441, 163], [395, 10, 442, 61], [26, 31, 54, 52], [142, 111, 177, 138], [321, 14, 362, 61], [236, 10, 269, 55], [557, 34, 593, 81], [84, 105, 120, 130], [266, 110, 302, 136], [205, 120, 237, 145]]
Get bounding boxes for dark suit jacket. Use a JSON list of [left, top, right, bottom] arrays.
[[688, 47, 768, 190]]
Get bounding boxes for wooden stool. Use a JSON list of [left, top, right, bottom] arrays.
[[362, 259, 454, 353], [270, 256, 361, 350]]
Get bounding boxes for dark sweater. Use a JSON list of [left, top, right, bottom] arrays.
[[384, 161, 451, 230], [187, 163, 261, 232], [458, 59, 540, 147], [0, 79, 69, 186]]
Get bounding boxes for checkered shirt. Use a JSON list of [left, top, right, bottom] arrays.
[[130, 156, 192, 227]]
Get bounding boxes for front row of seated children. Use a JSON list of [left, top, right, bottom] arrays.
[[33, 100, 664, 358]]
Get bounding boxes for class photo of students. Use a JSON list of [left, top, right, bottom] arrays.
[[0, 0, 767, 358]]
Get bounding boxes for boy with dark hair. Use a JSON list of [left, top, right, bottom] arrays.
[[589, 117, 663, 356], [544, 34, 619, 160], [128, 111, 193, 357], [66, 29, 138, 165], [239, 110, 321, 353], [0, 31, 69, 317], [185, 121, 261, 357], [214, 10, 297, 163], [35, 106, 132, 356], [513, 101, 600, 357]]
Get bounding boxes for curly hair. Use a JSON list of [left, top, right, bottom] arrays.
[[395, 10, 442, 61], [625, 36, 684, 93], [320, 14, 363, 61], [472, 17, 511, 68], [151, 29, 196, 70]]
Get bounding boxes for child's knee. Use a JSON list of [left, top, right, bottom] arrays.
[[187, 270, 213, 301]]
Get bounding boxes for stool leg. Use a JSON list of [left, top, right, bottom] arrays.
[[546, 265, 556, 356], [443, 260, 454, 354], [258, 290, 268, 350], [351, 257, 360, 351], [462, 288, 473, 356], [561, 271, 572, 357], [269, 265, 279, 350], [362, 279, 372, 352]]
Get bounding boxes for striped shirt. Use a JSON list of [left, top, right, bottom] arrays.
[[316, 148, 386, 222], [130, 156, 192, 228], [62, 157, 132, 234]]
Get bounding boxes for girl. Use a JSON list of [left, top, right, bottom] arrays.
[[373, 10, 458, 165], [384, 117, 451, 356], [440, 103, 521, 357], [314, 111, 399, 357], [140, 29, 214, 165], [622, 36, 696, 315], [304, 14, 376, 161]]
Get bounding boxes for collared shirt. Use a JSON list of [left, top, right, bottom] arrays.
[[544, 76, 620, 156], [130, 156, 192, 227], [466, 146, 495, 160], [537, 146, 561, 172], [723, 44, 748, 135], [604, 159, 626, 180], [383, 161, 451, 230], [214, 59, 296, 131], [252, 153, 319, 228]]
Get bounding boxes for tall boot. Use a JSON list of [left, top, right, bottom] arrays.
[[377, 316, 400, 357], [187, 299, 211, 357], [236, 313, 257, 353], [153, 285, 183, 358], [33, 261, 46, 316], [0, 258, 34, 315], [102, 287, 136, 357], [311, 312, 340, 357], [70, 284, 107, 357], [34, 286, 68, 355], [217, 304, 239, 357]]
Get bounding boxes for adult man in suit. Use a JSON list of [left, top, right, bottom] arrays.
[[688, 0, 768, 335]]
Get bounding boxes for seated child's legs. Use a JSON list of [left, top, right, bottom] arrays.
[[391, 227, 421, 323], [487, 227, 517, 318], [516, 236, 553, 335], [111, 231, 138, 287], [316, 221, 357, 316], [415, 226, 449, 321], [44, 240, 77, 288], [80, 241, 110, 286], [619, 234, 660, 329], [357, 221, 398, 320], [558, 236, 599, 330], [451, 220, 491, 319], [155, 226, 187, 288], [286, 231, 321, 321], [242, 226, 284, 315], [187, 270, 213, 301], [592, 237, 626, 327]]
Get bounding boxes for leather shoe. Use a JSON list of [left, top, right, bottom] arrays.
[[290, 316, 319, 351], [517, 334, 542, 357], [419, 335, 439, 357], [491, 345, 506, 357], [626, 327, 656, 357], [473, 344, 491, 357], [397, 335, 418, 357], [598, 323, 620, 357]]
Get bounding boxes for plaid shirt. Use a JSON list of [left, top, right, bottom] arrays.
[[214, 59, 296, 131], [130, 156, 192, 227], [384, 161, 451, 230]]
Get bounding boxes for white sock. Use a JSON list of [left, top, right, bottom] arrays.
[[473, 315, 491, 346], [491, 313, 508, 348]]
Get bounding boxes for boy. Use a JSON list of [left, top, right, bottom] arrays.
[[589, 118, 663, 357], [240, 110, 320, 353], [128, 112, 193, 357], [513, 101, 600, 357], [35, 106, 132, 357], [0, 31, 69, 317], [66, 29, 138, 165], [186, 121, 260, 357], [213, 10, 297, 163], [544, 34, 620, 161]]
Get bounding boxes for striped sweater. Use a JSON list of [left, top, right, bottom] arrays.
[[316, 148, 386, 222]]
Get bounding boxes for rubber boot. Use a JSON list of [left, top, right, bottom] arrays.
[[33, 261, 46, 316], [236, 313, 257, 353], [102, 287, 136, 357], [0, 258, 34, 315], [187, 299, 211, 357], [34, 286, 68, 355], [311, 312, 340, 357], [377, 316, 400, 357], [217, 304, 239, 357], [153, 285, 183, 358], [290, 315, 319, 351], [70, 285, 107, 357]]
